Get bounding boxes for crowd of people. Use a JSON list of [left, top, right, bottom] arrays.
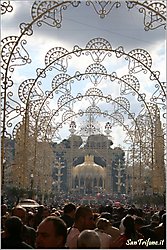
[[1, 197, 166, 249]]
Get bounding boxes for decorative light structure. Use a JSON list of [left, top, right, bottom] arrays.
[[54, 158, 64, 192], [0, 0, 166, 199], [104, 122, 112, 136], [115, 159, 124, 193], [69, 121, 76, 135], [30, 173, 34, 198]]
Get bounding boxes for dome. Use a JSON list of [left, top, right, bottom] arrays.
[[72, 155, 106, 178]]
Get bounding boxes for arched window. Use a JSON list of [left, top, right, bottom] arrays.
[[74, 176, 79, 188], [94, 178, 97, 187], [99, 177, 103, 187]]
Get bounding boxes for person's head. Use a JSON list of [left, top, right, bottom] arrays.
[[77, 229, 101, 249], [159, 209, 165, 222], [123, 215, 136, 238], [12, 205, 27, 224], [74, 206, 95, 231], [43, 206, 50, 218], [1, 204, 8, 216], [100, 212, 112, 222], [63, 203, 76, 218], [96, 217, 111, 231], [134, 216, 144, 231], [37, 205, 44, 214], [93, 212, 100, 223], [151, 213, 160, 225], [51, 208, 61, 216], [35, 216, 67, 249], [5, 216, 24, 239], [1, 215, 8, 230], [127, 207, 136, 216], [162, 213, 166, 226], [27, 211, 35, 227]]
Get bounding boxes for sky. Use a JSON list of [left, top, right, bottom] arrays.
[[1, 0, 166, 150]]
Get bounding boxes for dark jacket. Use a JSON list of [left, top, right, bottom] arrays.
[[1, 237, 33, 249]]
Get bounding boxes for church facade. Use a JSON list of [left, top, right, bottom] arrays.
[[52, 134, 126, 195]]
